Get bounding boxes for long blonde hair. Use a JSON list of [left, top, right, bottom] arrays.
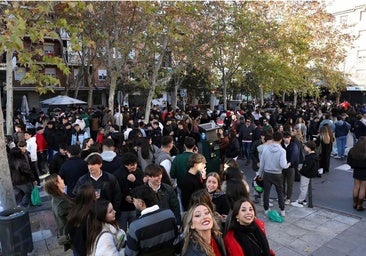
[[319, 125, 333, 144], [182, 203, 222, 256]]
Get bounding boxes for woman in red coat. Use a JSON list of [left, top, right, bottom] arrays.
[[224, 198, 275, 256]]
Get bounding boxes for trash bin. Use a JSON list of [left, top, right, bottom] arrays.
[[0, 207, 33, 256], [199, 122, 221, 173]]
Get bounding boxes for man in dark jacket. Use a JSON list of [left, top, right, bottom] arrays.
[[292, 141, 319, 207], [238, 118, 255, 165], [100, 138, 123, 174], [281, 131, 300, 205], [9, 143, 37, 207], [73, 153, 122, 217], [59, 145, 88, 198], [113, 152, 144, 231], [144, 163, 181, 225], [48, 143, 68, 175]]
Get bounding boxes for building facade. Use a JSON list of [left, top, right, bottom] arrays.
[[328, 1, 366, 103]]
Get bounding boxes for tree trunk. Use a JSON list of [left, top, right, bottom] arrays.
[[171, 84, 179, 111], [6, 50, 14, 136], [293, 91, 298, 108], [222, 70, 227, 111], [108, 73, 117, 115], [260, 86, 264, 106], [336, 92, 341, 105], [0, 96, 16, 209], [87, 77, 94, 109]]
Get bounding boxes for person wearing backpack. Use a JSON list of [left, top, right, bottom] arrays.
[[291, 141, 319, 207], [334, 115, 351, 159]]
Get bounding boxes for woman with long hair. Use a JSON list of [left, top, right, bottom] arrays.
[[66, 184, 96, 256], [81, 138, 99, 160], [44, 174, 74, 251], [86, 199, 126, 256], [174, 120, 190, 154], [206, 172, 231, 223], [182, 203, 227, 256], [217, 128, 229, 166], [136, 137, 159, 172], [224, 198, 275, 256], [317, 125, 334, 174], [295, 116, 307, 140], [225, 130, 240, 160], [347, 136, 366, 211]]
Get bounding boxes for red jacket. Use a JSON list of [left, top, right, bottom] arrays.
[[36, 133, 48, 152], [224, 218, 275, 256]]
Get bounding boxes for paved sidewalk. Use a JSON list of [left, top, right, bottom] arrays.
[[256, 204, 365, 256], [24, 202, 365, 256]]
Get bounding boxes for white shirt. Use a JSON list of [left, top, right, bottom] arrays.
[[26, 137, 37, 162]]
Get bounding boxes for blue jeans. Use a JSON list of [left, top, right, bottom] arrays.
[[241, 141, 252, 161], [336, 135, 347, 157]]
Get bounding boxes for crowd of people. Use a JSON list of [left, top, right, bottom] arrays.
[[6, 98, 366, 255]]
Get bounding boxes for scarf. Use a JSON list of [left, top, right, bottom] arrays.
[[233, 221, 271, 256]]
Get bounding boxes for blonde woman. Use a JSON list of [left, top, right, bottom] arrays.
[[182, 203, 227, 256], [317, 125, 334, 174]]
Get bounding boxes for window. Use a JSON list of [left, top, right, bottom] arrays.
[[358, 50, 366, 59], [45, 68, 56, 77], [98, 69, 107, 81], [44, 44, 55, 56], [361, 11, 366, 21], [356, 69, 366, 80], [340, 15, 348, 25]]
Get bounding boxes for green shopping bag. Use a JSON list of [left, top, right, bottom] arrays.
[[267, 210, 284, 223], [31, 186, 42, 206]]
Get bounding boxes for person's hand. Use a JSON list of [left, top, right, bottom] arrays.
[[126, 195, 133, 203], [200, 168, 207, 179], [127, 173, 136, 182]]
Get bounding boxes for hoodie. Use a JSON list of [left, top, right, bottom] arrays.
[[299, 152, 319, 178], [258, 143, 288, 176], [100, 150, 123, 174]]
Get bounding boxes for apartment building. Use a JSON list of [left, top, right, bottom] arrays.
[[328, 0, 366, 103]]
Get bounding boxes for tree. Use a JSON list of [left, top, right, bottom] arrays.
[[0, 1, 81, 209]]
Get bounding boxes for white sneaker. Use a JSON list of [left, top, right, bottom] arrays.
[[269, 202, 274, 207], [280, 210, 286, 217], [291, 201, 304, 207], [264, 209, 270, 215], [285, 199, 291, 205]]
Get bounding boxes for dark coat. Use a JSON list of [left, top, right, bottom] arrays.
[[73, 171, 122, 216], [8, 147, 35, 185], [49, 152, 68, 174], [59, 157, 89, 197], [113, 166, 144, 211], [299, 153, 319, 178]]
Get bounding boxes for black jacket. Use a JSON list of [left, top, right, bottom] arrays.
[[113, 166, 144, 211], [73, 171, 122, 217], [299, 152, 319, 178], [9, 147, 35, 185]]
